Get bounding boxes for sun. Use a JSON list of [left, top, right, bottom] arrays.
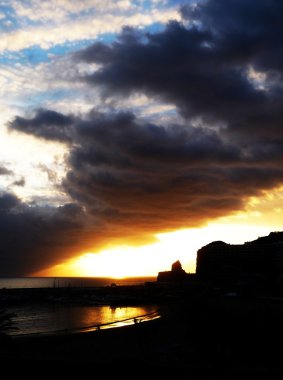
[[42, 242, 190, 278], [74, 248, 155, 278]]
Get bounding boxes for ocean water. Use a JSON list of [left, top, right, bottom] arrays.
[[7, 303, 160, 336], [1, 277, 159, 336], [0, 276, 156, 289]]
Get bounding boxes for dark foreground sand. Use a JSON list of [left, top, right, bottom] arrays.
[[2, 293, 283, 377]]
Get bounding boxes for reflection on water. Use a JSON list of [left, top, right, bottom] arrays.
[[82, 305, 160, 332], [8, 304, 160, 336]]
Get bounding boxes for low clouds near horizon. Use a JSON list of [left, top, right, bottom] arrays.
[[2, 0, 283, 275]]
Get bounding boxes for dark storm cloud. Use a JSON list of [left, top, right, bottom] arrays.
[[5, 0, 283, 275], [181, 0, 283, 72], [0, 194, 93, 276], [76, 0, 283, 141], [76, 22, 262, 121], [0, 192, 19, 211], [67, 0, 283, 228], [5, 104, 283, 275], [10, 109, 75, 143], [60, 111, 283, 235]]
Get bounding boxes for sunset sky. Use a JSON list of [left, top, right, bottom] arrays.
[[0, 0, 283, 278]]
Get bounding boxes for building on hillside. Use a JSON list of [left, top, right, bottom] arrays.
[[196, 232, 283, 290]]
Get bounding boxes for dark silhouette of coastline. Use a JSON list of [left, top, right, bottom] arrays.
[[196, 231, 283, 295], [2, 231, 283, 376]]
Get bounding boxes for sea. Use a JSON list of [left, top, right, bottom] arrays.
[[0, 276, 159, 337], [0, 276, 156, 289]]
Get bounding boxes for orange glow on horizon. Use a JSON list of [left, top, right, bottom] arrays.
[[37, 225, 280, 278], [36, 189, 283, 278]]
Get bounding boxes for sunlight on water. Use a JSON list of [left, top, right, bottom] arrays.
[[8, 304, 160, 336], [81, 305, 160, 332]]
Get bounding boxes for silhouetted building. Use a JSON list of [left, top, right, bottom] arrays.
[[196, 232, 283, 288], [157, 260, 189, 282]]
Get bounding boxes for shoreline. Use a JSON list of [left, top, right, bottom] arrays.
[[3, 286, 283, 374], [0, 313, 171, 373], [2, 294, 283, 376], [9, 309, 161, 339]]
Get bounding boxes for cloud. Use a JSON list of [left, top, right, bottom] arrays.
[[37, 163, 59, 183], [12, 177, 25, 187], [0, 192, 95, 276], [12, 0, 136, 23], [0, 165, 13, 176], [0, 192, 19, 211], [61, 111, 283, 234], [10, 108, 283, 245], [181, 0, 283, 72], [0, 4, 180, 53], [10, 109, 75, 142], [4, 0, 283, 275], [76, 1, 283, 142]]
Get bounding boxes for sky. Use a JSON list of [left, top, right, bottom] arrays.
[[0, 0, 283, 278]]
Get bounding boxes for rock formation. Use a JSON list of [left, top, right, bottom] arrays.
[[157, 260, 188, 282]]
